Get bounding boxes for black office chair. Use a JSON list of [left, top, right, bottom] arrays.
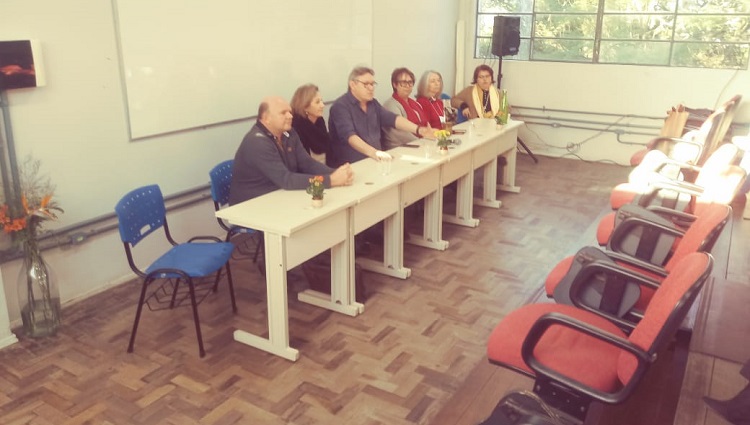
[[115, 184, 237, 357], [209, 159, 263, 264]]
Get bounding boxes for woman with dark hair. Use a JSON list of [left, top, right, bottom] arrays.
[[382, 67, 429, 150], [290, 83, 330, 164], [416, 70, 446, 130], [451, 64, 502, 119]]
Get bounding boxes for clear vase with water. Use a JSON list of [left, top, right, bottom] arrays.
[[16, 237, 61, 337]]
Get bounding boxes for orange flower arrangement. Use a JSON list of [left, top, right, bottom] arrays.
[[0, 157, 63, 244], [0, 194, 61, 235], [306, 175, 325, 200]]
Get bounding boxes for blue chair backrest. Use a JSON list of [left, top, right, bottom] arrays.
[[115, 184, 167, 246], [209, 159, 233, 207], [440, 92, 451, 100]]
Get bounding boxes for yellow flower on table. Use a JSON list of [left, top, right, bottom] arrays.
[[434, 129, 451, 149]]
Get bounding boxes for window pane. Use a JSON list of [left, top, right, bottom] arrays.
[[515, 39, 532, 59], [675, 15, 750, 43], [679, 0, 749, 13], [600, 40, 671, 64], [534, 14, 597, 38], [532, 38, 595, 61], [518, 15, 534, 38], [602, 14, 674, 40], [476, 37, 494, 58], [671, 42, 750, 68], [535, 0, 598, 13], [604, 0, 677, 12], [479, 0, 533, 13], [477, 14, 497, 37]]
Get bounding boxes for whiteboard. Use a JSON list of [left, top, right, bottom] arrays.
[[114, 0, 373, 139]]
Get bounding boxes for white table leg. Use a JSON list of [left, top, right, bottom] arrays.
[[475, 157, 502, 208], [234, 233, 299, 361], [297, 237, 364, 315], [408, 189, 449, 250], [444, 171, 479, 227], [357, 211, 411, 279], [499, 139, 521, 193]]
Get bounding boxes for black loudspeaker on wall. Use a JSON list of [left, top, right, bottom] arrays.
[[491, 16, 521, 57]]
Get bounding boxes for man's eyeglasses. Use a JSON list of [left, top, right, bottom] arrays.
[[355, 80, 378, 89], [477, 74, 493, 80], [397, 80, 415, 87]]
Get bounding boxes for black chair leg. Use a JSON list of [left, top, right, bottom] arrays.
[[127, 278, 151, 353], [187, 279, 206, 358], [211, 268, 223, 293], [225, 263, 237, 313], [169, 278, 181, 309]]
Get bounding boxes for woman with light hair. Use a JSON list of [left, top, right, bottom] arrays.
[[416, 70, 446, 129], [290, 83, 330, 164]]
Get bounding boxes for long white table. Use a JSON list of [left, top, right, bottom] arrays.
[[215, 118, 522, 361]]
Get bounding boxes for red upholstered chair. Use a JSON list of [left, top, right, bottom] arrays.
[[596, 204, 694, 267], [704, 94, 742, 161], [628, 105, 690, 167], [598, 146, 744, 248], [628, 94, 740, 169], [546, 202, 729, 316], [609, 142, 742, 212], [487, 252, 713, 421]]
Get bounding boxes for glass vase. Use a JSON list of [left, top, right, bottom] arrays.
[[16, 239, 61, 337], [497, 89, 509, 125]]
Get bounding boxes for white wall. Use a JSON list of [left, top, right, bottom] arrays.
[[372, 0, 460, 104], [0, 0, 461, 330], [456, 0, 750, 165]]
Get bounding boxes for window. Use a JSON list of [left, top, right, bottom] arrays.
[[476, 0, 750, 69]]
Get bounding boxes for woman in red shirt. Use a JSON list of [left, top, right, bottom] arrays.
[[382, 67, 429, 150], [416, 70, 446, 130]]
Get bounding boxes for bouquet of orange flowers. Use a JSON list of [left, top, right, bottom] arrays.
[[0, 157, 63, 244], [306, 175, 325, 200]]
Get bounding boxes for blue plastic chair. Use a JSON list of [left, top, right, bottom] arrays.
[[115, 184, 237, 357], [209, 159, 263, 264]]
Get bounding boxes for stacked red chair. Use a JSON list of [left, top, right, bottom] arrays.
[[597, 143, 745, 248], [545, 202, 729, 316], [487, 252, 713, 421], [628, 94, 741, 169]]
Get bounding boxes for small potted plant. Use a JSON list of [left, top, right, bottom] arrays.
[[306, 175, 325, 208], [434, 129, 451, 154]]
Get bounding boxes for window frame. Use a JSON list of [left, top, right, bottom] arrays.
[[474, 1, 750, 69]]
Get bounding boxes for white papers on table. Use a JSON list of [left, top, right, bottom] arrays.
[[398, 154, 437, 164]]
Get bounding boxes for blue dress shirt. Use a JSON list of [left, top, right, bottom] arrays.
[[327, 91, 398, 167]]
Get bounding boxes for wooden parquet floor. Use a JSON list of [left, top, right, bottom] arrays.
[[0, 154, 665, 425]]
